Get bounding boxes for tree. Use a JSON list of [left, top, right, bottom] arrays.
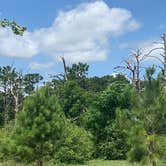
[[0, 66, 43, 126], [55, 123, 93, 164], [162, 34, 166, 94], [66, 62, 89, 88], [23, 73, 43, 94], [12, 86, 93, 165], [66, 63, 89, 80], [84, 74, 129, 92], [56, 80, 93, 124], [14, 86, 66, 166], [126, 67, 166, 166], [0, 66, 18, 126], [115, 48, 161, 92], [82, 82, 132, 159]]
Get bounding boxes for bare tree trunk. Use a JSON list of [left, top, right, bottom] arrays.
[[152, 160, 157, 166], [10, 87, 19, 126], [162, 34, 166, 94], [135, 50, 141, 92], [14, 95, 19, 126], [3, 87, 8, 126], [132, 69, 136, 88], [61, 57, 68, 81]]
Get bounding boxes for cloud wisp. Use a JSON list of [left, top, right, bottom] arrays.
[[29, 62, 54, 70]]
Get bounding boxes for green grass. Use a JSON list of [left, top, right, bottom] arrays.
[[0, 160, 165, 166]]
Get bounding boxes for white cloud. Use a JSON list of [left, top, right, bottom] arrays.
[[0, 28, 38, 58], [138, 40, 164, 63], [119, 39, 164, 64], [29, 62, 54, 70], [0, 1, 140, 63]]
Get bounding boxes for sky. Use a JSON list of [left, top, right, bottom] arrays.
[[0, 0, 166, 79]]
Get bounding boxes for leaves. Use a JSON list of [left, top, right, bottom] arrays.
[[0, 19, 26, 36]]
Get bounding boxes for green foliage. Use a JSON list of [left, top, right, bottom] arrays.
[[125, 68, 166, 165], [55, 124, 93, 164], [0, 126, 16, 161], [66, 63, 89, 89], [84, 74, 129, 92], [56, 80, 94, 124], [67, 63, 89, 81], [0, 66, 21, 125], [85, 83, 132, 135], [82, 83, 132, 159], [13, 87, 66, 164], [97, 108, 131, 160], [0, 19, 26, 35], [98, 129, 129, 160], [5, 86, 93, 165], [23, 73, 43, 94], [0, 66, 43, 126], [0, 62, 165, 166]]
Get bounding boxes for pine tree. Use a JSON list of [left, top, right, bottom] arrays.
[[14, 86, 66, 166], [127, 67, 166, 166]]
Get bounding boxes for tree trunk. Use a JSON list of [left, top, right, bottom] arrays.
[[162, 34, 166, 94], [38, 159, 43, 166], [136, 53, 141, 92], [61, 56, 68, 81], [3, 107, 8, 126], [14, 95, 19, 126], [132, 69, 136, 89], [3, 88, 8, 126], [152, 160, 157, 166]]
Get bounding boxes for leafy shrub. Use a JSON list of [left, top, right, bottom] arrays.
[[0, 126, 17, 161], [55, 123, 93, 164]]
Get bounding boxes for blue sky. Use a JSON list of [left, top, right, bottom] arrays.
[[0, 0, 165, 78]]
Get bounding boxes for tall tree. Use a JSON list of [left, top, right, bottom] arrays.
[[0, 66, 17, 125], [14, 87, 66, 166], [115, 48, 161, 92], [23, 73, 43, 94], [13, 86, 93, 165], [125, 67, 166, 166], [161, 34, 166, 94]]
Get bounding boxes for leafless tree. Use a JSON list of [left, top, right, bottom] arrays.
[[115, 48, 160, 92], [61, 56, 68, 81], [161, 34, 166, 94], [48, 56, 68, 82], [10, 70, 23, 125], [115, 58, 137, 88], [142, 34, 166, 94]]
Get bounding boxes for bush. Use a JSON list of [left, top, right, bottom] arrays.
[[55, 123, 93, 164], [0, 126, 17, 161], [97, 128, 129, 160]]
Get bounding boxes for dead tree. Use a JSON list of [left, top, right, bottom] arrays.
[[115, 48, 160, 92], [10, 70, 23, 126], [142, 34, 166, 94], [162, 34, 166, 94], [115, 59, 137, 88], [49, 56, 68, 84], [61, 56, 68, 81], [115, 49, 143, 91]]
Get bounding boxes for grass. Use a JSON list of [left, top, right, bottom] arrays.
[[0, 160, 165, 166]]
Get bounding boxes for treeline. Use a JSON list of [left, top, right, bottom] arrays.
[[0, 62, 165, 166]]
